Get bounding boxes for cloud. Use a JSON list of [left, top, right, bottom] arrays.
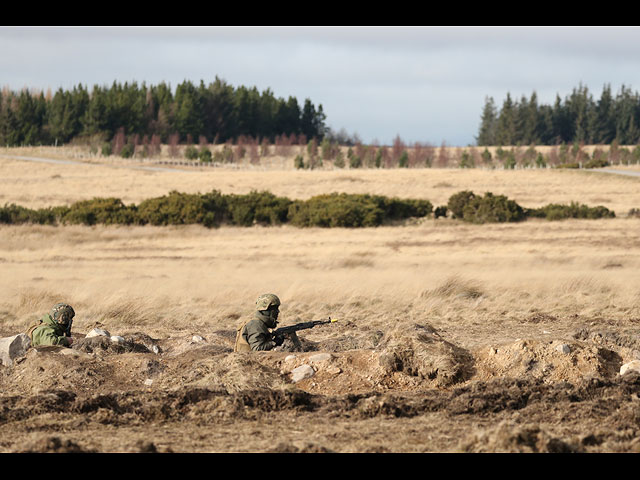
[[2, 26, 640, 146]]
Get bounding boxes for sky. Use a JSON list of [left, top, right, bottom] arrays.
[[2, 26, 640, 147]]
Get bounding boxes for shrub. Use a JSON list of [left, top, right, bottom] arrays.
[[447, 191, 477, 219], [447, 191, 525, 223], [287, 193, 431, 228], [60, 198, 137, 225], [119, 143, 134, 158], [0, 204, 58, 225], [434, 206, 448, 219], [583, 157, 609, 169], [398, 151, 409, 168], [198, 147, 212, 163], [184, 145, 199, 160], [225, 191, 292, 226], [136, 191, 209, 226], [101, 143, 112, 156], [628, 208, 640, 218], [294, 155, 305, 169], [528, 202, 615, 220]]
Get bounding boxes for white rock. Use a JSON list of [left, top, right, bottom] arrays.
[[144, 378, 154, 386], [284, 354, 297, 362], [290, 364, 315, 382], [308, 353, 332, 364], [620, 360, 640, 376], [110, 335, 125, 344], [86, 328, 110, 338], [191, 335, 206, 343], [556, 344, 571, 354], [0, 334, 31, 366]]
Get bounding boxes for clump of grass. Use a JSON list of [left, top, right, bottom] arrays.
[[422, 275, 485, 300]]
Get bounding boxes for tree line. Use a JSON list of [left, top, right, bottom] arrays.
[[477, 83, 640, 146], [0, 77, 327, 147]]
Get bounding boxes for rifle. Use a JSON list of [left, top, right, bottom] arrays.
[[273, 317, 337, 338]]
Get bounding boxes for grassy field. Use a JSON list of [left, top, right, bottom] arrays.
[[2, 146, 640, 453], [1, 146, 639, 350]]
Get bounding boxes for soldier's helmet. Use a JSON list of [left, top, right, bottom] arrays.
[[50, 303, 75, 326], [255, 293, 280, 311]]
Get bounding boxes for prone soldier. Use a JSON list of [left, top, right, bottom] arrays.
[[27, 303, 75, 347]]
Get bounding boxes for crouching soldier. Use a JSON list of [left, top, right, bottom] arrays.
[[27, 303, 75, 347], [234, 294, 301, 352]]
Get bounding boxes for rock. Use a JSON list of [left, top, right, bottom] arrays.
[[308, 353, 332, 364], [556, 344, 571, 354], [284, 354, 297, 362], [191, 335, 206, 343], [620, 360, 640, 376], [0, 333, 31, 366], [144, 378, 154, 386], [110, 335, 125, 344], [86, 328, 110, 338], [291, 364, 315, 382]]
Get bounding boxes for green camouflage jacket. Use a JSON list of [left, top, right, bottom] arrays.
[[239, 311, 277, 351], [30, 313, 72, 347]]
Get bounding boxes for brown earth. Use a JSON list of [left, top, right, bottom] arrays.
[[3, 319, 640, 453]]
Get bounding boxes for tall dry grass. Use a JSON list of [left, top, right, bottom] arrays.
[[1, 217, 639, 350], [1, 148, 639, 350]]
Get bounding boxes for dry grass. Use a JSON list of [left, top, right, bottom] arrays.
[[0, 147, 639, 351]]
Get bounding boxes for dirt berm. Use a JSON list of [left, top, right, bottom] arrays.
[[2, 322, 640, 452]]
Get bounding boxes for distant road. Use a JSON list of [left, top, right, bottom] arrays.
[[596, 168, 640, 178]]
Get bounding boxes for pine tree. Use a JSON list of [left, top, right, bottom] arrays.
[[476, 96, 497, 145]]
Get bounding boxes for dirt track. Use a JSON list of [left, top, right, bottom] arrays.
[[3, 317, 640, 453]]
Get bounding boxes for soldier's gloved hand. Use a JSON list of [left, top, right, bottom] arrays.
[[273, 334, 285, 347]]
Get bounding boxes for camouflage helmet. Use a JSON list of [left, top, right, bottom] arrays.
[[255, 293, 280, 311], [50, 303, 75, 326]]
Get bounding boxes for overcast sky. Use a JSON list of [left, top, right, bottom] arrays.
[[2, 26, 640, 146]]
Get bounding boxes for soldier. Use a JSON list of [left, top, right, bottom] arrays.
[[234, 293, 301, 352], [27, 303, 75, 347], [234, 294, 281, 352]]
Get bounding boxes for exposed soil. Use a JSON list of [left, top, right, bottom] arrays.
[[3, 319, 640, 453]]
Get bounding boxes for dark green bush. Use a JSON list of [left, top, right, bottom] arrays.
[[288, 193, 383, 227], [136, 191, 209, 226], [198, 147, 212, 163], [447, 191, 525, 223], [0, 204, 58, 225], [184, 145, 199, 160], [527, 202, 615, 220], [434, 206, 448, 218], [119, 144, 134, 158], [225, 191, 292, 226], [60, 198, 137, 225], [287, 193, 431, 228], [447, 191, 477, 219], [583, 157, 609, 168]]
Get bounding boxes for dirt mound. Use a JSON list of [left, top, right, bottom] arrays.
[[473, 338, 623, 384], [458, 421, 582, 453], [377, 323, 474, 387]]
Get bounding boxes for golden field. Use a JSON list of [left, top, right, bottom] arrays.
[[1, 146, 639, 349], [2, 146, 640, 453]]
